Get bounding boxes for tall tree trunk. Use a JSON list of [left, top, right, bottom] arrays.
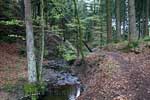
[[115, 0, 121, 41], [142, 0, 146, 37], [73, 0, 84, 59], [123, 0, 126, 35], [36, 0, 45, 81], [99, 0, 102, 47], [106, 0, 112, 43], [24, 0, 37, 83], [93, 0, 96, 14], [138, 15, 141, 39], [128, 0, 138, 42], [145, 0, 149, 36]]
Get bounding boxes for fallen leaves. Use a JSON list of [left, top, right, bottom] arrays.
[[0, 43, 27, 87], [77, 46, 150, 100]]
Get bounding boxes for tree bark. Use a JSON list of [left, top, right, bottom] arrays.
[[73, 0, 84, 59], [115, 0, 121, 40], [145, 0, 149, 36], [99, 0, 103, 46], [24, 0, 37, 83], [36, 0, 45, 81], [123, 0, 126, 35], [106, 0, 112, 43], [128, 0, 138, 42]]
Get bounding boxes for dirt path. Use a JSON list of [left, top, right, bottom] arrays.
[[106, 52, 150, 100], [78, 51, 150, 100]]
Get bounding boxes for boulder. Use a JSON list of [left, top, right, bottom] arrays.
[[45, 34, 77, 61], [45, 34, 63, 59], [42, 59, 80, 86]]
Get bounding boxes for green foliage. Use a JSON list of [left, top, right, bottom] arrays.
[[24, 83, 38, 100], [0, 19, 23, 26], [0, 35, 16, 43], [23, 82, 46, 100], [144, 36, 150, 41], [0, 0, 21, 19], [0, 34, 25, 43], [122, 41, 139, 52], [128, 41, 139, 49], [113, 39, 121, 43], [33, 17, 41, 26], [19, 46, 26, 56], [44, 48, 49, 58], [63, 49, 77, 61], [57, 41, 77, 61], [51, 25, 64, 35], [2, 84, 15, 93]]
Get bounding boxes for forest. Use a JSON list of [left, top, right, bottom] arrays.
[[0, 0, 150, 100]]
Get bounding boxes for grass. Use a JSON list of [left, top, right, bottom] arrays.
[[0, 19, 23, 26], [144, 36, 150, 41]]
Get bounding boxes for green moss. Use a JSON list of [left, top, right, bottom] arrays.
[[2, 84, 15, 92], [57, 41, 77, 61], [120, 41, 139, 52], [23, 82, 46, 100], [144, 36, 150, 41], [128, 41, 139, 49]]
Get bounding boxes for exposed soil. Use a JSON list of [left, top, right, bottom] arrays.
[[77, 46, 150, 100], [0, 42, 150, 100], [0, 42, 27, 88]]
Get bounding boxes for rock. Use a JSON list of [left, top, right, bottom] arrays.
[[56, 72, 80, 86], [42, 68, 80, 86], [42, 59, 80, 86], [146, 42, 150, 48], [45, 34, 77, 61], [45, 34, 63, 59], [42, 68, 58, 84], [113, 95, 128, 100], [0, 91, 16, 100], [45, 59, 68, 70], [130, 47, 142, 54]]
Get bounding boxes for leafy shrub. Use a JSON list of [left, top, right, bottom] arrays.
[[144, 36, 150, 41], [19, 47, 26, 56], [2, 84, 15, 92], [120, 41, 139, 52], [0, 19, 23, 26], [128, 41, 139, 49], [23, 82, 46, 100], [0, 35, 17, 43], [57, 41, 77, 61]]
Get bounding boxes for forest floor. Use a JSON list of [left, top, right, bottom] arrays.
[[0, 42, 150, 100], [77, 43, 150, 100], [0, 42, 27, 100], [0, 42, 27, 87]]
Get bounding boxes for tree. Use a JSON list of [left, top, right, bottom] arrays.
[[142, 0, 146, 37], [24, 0, 37, 83], [128, 0, 138, 42], [73, 0, 84, 59], [115, 0, 121, 40], [122, 0, 127, 35], [106, 0, 112, 43], [145, 0, 149, 36], [36, 0, 45, 81]]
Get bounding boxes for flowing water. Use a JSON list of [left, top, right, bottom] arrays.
[[41, 85, 81, 100], [41, 59, 81, 100]]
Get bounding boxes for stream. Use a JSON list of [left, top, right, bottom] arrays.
[[19, 59, 81, 100], [41, 59, 81, 100], [41, 85, 81, 100]]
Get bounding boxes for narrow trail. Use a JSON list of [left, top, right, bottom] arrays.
[[78, 50, 150, 100], [106, 52, 150, 100]]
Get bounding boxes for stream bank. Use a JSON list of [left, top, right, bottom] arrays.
[[41, 59, 81, 100]]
